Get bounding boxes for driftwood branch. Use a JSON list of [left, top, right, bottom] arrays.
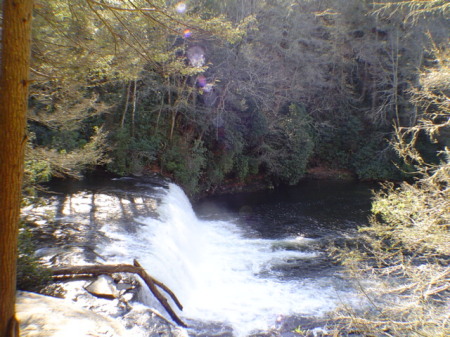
[[52, 260, 187, 327]]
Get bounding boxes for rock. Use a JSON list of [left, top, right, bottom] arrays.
[[184, 320, 233, 337], [16, 291, 126, 337], [116, 282, 135, 291], [121, 292, 134, 302], [172, 327, 190, 337], [276, 316, 332, 337], [85, 275, 120, 299], [122, 306, 190, 337], [34, 247, 62, 259]]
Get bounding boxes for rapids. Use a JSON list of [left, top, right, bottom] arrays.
[[95, 182, 370, 336]]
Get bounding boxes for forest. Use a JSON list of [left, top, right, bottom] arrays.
[[20, 0, 448, 195], [0, 0, 449, 336]]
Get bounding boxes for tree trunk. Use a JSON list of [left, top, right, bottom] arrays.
[[131, 79, 137, 138], [120, 81, 132, 128], [0, 1, 34, 336]]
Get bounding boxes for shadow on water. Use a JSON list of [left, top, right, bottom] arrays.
[[29, 174, 169, 264]]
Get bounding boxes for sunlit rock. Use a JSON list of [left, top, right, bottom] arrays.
[[121, 305, 190, 336], [16, 291, 126, 337], [85, 275, 120, 299]]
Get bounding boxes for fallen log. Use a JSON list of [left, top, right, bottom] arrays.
[[52, 260, 187, 327]]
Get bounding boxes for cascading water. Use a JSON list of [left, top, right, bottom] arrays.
[[98, 183, 358, 336]]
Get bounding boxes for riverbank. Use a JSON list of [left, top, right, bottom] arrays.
[[194, 166, 359, 198]]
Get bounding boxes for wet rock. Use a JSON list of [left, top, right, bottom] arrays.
[[185, 320, 233, 337], [276, 316, 332, 337], [40, 283, 67, 298], [249, 332, 279, 337], [116, 282, 134, 291], [16, 291, 126, 337], [122, 306, 189, 337], [35, 247, 62, 259], [112, 273, 140, 291], [85, 274, 120, 299], [121, 292, 134, 302], [173, 327, 190, 337], [52, 279, 129, 320]]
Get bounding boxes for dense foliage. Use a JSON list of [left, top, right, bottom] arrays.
[[20, 0, 446, 195]]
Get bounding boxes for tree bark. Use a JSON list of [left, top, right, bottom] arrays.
[[52, 260, 187, 327], [0, 1, 33, 337], [120, 81, 131, 128], [131, 79, 137, 138]]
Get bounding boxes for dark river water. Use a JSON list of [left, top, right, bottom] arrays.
[[195, 180, 374, 236]]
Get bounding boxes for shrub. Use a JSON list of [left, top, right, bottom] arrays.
[[352, 136, 405, 181], [17, 224, 51, 292]]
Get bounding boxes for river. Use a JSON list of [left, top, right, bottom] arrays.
[[33, 176, 375, 337]]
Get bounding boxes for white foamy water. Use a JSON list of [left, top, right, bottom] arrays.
[[98, 184, 350, 336]]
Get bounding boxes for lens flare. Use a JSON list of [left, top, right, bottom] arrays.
[[183, 29, 192, 38], [176, 2, 186, 13], [197, 75, 207, 88], [203, 83, 213, 93]]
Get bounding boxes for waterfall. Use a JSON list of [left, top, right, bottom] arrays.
[[98, 183, 352, 336]]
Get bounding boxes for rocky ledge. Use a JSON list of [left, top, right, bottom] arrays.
[[17, 291, 126, 337], [17, 284, 189, 337]]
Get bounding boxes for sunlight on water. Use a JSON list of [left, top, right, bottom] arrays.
[[99, 184, 355, 336]]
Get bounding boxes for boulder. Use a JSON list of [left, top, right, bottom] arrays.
[[16, 291, 126, 337], [84, 274, 120, 299]]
